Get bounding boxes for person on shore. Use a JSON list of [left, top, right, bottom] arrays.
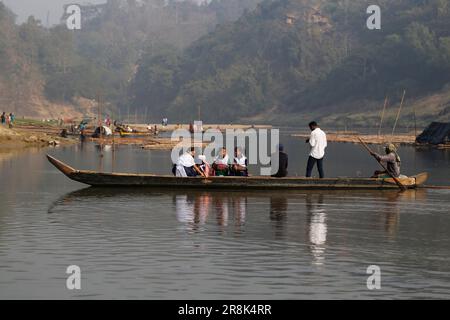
[[1, 112, 5, 125], [370, 144, 402, 178], [231, 147, 248, 176], [306, 121, 327, 178], [271, 144, 288, 178], [10, 113, 15, 124], [174, 147, 202, 177], [213, 147, 230, 176]]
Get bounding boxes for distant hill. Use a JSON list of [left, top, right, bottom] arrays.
[[0, 0, 261, 119], [129, 0, 450, 127]]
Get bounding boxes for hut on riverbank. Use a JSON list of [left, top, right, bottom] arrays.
[[416, 122, 450, 146]]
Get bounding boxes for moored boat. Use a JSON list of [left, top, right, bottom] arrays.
[[47, 155, 428, 190]]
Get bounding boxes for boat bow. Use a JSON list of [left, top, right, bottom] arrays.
[[47, 154, 77, 177]]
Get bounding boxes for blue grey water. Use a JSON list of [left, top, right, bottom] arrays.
[[0, 135, 449, 299]]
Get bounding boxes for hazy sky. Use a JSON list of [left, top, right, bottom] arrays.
[[1, 1, 207, 25], [1, 0, 107, 25]]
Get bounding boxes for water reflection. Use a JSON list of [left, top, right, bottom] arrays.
[[173, 192, 247, 232], [380, 190, 428, 238], [306, 193, 327, 266], [381, 192, 401, 238], [270, 196, 288, 238]]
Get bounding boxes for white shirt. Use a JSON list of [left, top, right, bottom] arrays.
[[309, 128, 327, 159], [175, 152, 196, 177], [177, 152, 196, 167], [214, 154, 229, 165], [234, 155, 247, 167]]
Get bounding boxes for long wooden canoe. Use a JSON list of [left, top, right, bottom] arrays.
[[47, 155, 428, 190]]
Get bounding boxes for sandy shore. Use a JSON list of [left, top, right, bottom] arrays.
[[0, 125, 78, 149], [132, 123, 272, 132], [292, 132, 417, 145]]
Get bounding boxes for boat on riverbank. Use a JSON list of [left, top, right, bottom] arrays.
[[47, 155, 428, 190]]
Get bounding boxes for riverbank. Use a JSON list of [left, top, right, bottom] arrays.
[[0, 125, 77, 149], [131, 123, 272, 132], [292, 132, 417, 145]]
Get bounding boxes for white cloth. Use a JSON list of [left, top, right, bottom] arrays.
[[102, 126, 112, 136], [176, 152, 196, 177], [214, 154, 229, 165], [309, 128, 327, 159], [177, 152, 196, 167], [175, 165, 187, 177], [234, 155, 247, 167]]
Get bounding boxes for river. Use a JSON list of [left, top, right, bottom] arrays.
[[0, 134, 449, 299]]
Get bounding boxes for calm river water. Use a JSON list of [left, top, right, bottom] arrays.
[[0, 134, 449, 299]]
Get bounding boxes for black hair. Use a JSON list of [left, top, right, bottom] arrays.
[[309, 121, 318, 128]]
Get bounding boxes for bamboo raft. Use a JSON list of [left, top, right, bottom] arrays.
[[47, 155, 428, 190]]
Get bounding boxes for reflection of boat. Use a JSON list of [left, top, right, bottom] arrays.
[[47, 155, 428, 189]]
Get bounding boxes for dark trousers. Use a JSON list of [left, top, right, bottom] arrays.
[[306, 156, 324, 178]]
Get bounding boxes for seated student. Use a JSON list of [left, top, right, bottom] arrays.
[[231, 147, 248, 176], [174, 147, 202, 177], [213, 147, 230, 176], [198, 155, 212, 177], [370, 143, 402, 178], [271, 144, 288, 178]]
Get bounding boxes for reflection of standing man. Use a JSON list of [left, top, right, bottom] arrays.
[[306, 121, 327, 178], [306, 193, 327, 266]]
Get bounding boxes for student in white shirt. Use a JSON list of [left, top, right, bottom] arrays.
[[305, 121, 327, 178], [232, 147, 248, 176], [213, 147, 230, 176], [174, 147, 203, 177]]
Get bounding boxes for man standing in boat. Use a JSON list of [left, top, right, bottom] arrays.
[[306, 121, 327, 178]]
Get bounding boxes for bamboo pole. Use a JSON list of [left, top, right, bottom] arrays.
[[378, 96, 388, 136], [413, 107, 417, 138], [392, 90, 406, 136]]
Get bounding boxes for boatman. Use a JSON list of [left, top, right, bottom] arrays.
[[370, 143, 401, 178], [306, 121, 327, 178], [174, 147, 203, 177]]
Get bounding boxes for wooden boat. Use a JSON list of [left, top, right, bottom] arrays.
[[118, 130, 155, 137], [47, 155, 428, 190]]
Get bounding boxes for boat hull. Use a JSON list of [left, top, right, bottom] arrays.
[[47, 155, 427, 190]]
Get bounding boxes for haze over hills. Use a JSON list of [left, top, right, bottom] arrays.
[[1, 0, 450, 128], [0, 0, 261, 118], [129, 0, 450, 127]]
